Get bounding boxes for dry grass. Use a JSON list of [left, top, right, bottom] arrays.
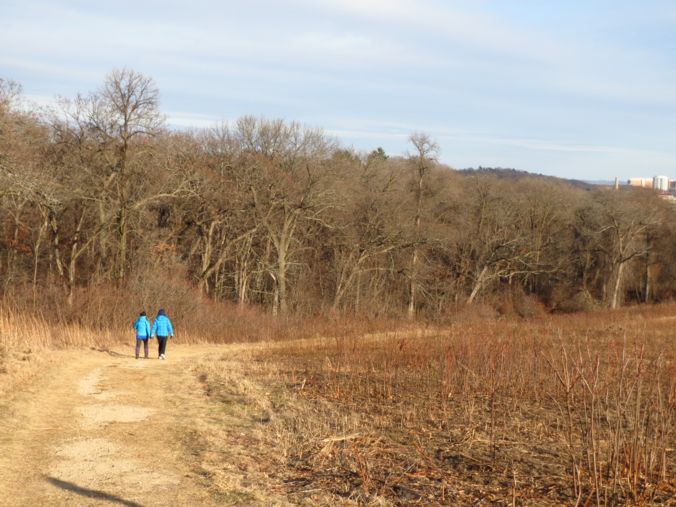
[[1, 299, 674, 505], [0, 307, 123, 397], [1, 288, 406, 345], [0, 310, 63, 400], [192, 304, 675, 506], [181, 345, 296, 505], [0, 299, 397, 414]]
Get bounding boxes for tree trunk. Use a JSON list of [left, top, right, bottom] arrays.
[[408, 247, 419, 318], [49, 213, 65, 281], [235, 234, 254, 306], [644, 234, 654, 304], [267, 213, 297, 316], [332, 252, 360, 312], [198, 221, 217, 295], [32, 218, 47, 295], [408, 163, 425, 319], [277, 246, 288, 314], [271, 272, 279, 316], [467, 265, 488, 304], [118, 206, 128, 281], [610, 262, 625, 309], [236, 269, 249, 306], [66, 211, 87, 307]]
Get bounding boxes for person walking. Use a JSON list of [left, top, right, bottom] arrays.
[[151, 308, 174, 360], [133, 311, 151, 359]]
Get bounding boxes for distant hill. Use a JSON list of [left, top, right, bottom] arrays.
[[582, 179, 618, 186], [458, 167, 597, 190]]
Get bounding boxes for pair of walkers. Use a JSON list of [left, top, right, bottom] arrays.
[[133, 309, 174, 360]]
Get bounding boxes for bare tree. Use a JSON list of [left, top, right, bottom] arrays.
[[407, 133, 438, 317], [87, 68, 164, 280], [240, 117, 335, 315], [2, 72, 676, 317], [572, 189, 665, 309], [326, 150, 408, 313]]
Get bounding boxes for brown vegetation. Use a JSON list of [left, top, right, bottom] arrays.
[[191, 304, 675, 506], [0, 290, 673, 505], [0, 71, 674, 323], [1, 67, 674, 506]]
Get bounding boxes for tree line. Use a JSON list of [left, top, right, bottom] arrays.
[[1, 69, 674, 319]]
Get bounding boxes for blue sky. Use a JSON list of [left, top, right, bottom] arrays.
[[2, 0, 676, 180]]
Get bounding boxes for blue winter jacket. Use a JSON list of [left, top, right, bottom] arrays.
[[133, 316, 151, 340], [151, 315, 174, 338]]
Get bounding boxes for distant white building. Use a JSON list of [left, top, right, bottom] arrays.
[[653, 175, 670, 191], [627, 177, 652, 188]]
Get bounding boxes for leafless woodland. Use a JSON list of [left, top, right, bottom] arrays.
[[0, 70, 675, 323]]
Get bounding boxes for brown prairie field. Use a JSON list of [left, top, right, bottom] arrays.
[[0, 304, 674, 506], [191, 305, 675, 506]]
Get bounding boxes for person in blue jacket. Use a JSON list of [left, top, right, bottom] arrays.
[[151, 308, 174, 360], [133, 311, 151, 359]]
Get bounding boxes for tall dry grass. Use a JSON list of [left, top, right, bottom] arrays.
[[194, 304, 675, 505], [2, 280, 674, 505], [0, 290, 404, 405], [1, 282, 408, 347], [0, 307, 119, 398], [0, 308, 121, 350]]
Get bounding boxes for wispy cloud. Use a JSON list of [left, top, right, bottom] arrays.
[[0, 57, 102, 82], [297, 0, 561, 62], [3, 0, 676, 180], [165, 111, 221, 129], [332, 121, 675, 159]]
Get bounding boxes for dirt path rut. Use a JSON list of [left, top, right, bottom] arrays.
[[0, 345, 223, 506]]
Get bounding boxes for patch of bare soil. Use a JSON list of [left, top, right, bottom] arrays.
[[0, 345, 232, 506], [51, 437, 178, 492], [78, 404, 156, 426]]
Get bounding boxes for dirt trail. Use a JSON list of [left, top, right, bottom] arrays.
[[0, 344, 226, 507]]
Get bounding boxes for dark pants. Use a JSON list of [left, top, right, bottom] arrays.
[[157, 336, 168, 357], [135, 338, 149, 358]]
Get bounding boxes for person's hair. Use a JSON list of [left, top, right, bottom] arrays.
[[158, 308, 166, 316], [140, 311, 146, 316]]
